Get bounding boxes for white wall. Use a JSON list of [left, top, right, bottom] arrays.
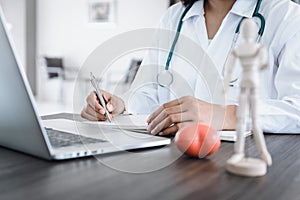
[[36, 0, 170, 103], [0, 0, 26, 70], [37, 0, 169, 68]]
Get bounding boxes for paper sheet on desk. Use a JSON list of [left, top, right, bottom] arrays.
[[42, 115, 149, 134], [218, 130, 252, 142], [42, 115, 251, 142], [43, 118, 78, 134], [84, 114, 149, 131]]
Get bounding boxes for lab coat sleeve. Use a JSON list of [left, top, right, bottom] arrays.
[[259, 31, 300, 133], [120, 6, 181, 114], [122, 49, 160, 115], [120, 23, 168, 114]]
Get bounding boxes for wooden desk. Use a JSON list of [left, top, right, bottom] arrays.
[[0, 114, 300, 200]]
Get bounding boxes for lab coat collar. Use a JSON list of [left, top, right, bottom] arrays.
[[182, 0, 257, 22], [182, 0, 204, 21], [230, 0, 257, 18]]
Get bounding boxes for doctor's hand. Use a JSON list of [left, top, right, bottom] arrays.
[[147, 96, 237, 136], [81, 91, 125, 121]]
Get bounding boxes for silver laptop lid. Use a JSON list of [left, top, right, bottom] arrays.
[[0, 7, 52, 159]]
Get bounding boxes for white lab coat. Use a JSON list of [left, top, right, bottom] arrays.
[[124, 0, 300, 133]]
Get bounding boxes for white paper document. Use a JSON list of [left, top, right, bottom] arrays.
[[42, 114, 251, 142], [84, 114, 149, 131], [218, 130, 252, 142]]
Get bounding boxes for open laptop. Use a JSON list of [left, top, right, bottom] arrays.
[[0, 8, 170, 160]]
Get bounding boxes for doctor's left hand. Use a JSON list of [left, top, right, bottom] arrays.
[[147, 96, 237, 136]]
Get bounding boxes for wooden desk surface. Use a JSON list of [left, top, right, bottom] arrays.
[[0, 114, 300, 200]]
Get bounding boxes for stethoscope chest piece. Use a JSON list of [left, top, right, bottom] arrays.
[[157, 70, 174, 87]]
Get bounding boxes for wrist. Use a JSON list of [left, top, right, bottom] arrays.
[[119, 97, 126, 114]]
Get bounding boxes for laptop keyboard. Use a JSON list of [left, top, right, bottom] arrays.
[[46, 128, 107, 148]]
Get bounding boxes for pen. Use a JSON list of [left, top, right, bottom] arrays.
[[90, 72, 112, 122]]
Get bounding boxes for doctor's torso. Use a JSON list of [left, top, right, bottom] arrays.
[[128, 0, 300, 114]]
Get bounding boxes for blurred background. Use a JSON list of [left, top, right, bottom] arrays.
[[0, 0, 299, 115], [0, 0, 177, 115]]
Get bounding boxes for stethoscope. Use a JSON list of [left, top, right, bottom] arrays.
[[157, 0, 265, 87]]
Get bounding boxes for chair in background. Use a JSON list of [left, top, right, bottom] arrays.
[[124, 59, 142, 85], [44, 57, 64, 79], [39, 56, 65, 104], [105, 58, 142, 95], [38, 56, 79, 104]]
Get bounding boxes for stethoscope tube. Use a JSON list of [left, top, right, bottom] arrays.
[[253, 0, 265, 39], [235, 0, 265, 42], [158, 0, 265, 87], [165, 3, 194, 71], [157, 3, 195, 87]]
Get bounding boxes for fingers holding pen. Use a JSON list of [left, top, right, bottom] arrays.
[[82, 89, 126, 121], [87, 104, 107, 120], [97, 90, 115, 116], [81, 105, 107, 121], [84, 91, 111, 120], [86, 92, 103, 112], [101, 90, 112, 103]]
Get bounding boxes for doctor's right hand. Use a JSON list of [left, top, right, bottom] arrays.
[[81, 90, 125, 121]]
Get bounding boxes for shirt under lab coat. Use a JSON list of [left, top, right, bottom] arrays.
[[123, 0, 300, 133]]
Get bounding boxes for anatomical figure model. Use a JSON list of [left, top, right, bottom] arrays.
[[224, 18, 272, 177]]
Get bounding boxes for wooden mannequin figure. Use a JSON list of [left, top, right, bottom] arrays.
[[224, 18, 272, 177]]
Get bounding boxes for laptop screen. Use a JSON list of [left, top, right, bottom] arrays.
[[0, 10, 51, 159]]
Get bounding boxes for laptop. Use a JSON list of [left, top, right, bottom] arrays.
[[0, 8, 170, 160]]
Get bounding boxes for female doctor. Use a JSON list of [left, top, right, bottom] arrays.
[[81, 0, 300, 135]]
